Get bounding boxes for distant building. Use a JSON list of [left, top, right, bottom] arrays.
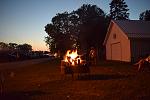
[[103, 20, 150, 62]]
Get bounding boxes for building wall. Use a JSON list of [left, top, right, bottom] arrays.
[[130, 39, 150, 62], [106, 22, 131, 62]]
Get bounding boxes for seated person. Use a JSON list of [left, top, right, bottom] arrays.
[[134, 55, 150, 71]]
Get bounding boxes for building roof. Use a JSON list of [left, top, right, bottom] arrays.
[[103, 20, 150, 45], [114, 20, 150, 38]]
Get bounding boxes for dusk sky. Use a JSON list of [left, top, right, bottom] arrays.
[[0, 0, 150, 51]]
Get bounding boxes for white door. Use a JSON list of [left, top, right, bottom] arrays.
[[111, 42, 122, 61]]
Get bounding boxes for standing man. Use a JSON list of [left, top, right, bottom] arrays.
[[89, 47, 96, 65]]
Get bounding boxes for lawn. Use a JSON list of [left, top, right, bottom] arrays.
[[1, 59, 150, 100]]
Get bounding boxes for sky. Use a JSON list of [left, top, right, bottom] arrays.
[[0, 0, 150, 51]]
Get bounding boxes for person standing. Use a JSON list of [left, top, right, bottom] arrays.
[[89, 47, 96, 65]]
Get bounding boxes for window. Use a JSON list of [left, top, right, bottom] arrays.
[[113, 34, 116, 39]]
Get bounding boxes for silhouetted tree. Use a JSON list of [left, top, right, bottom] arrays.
[[44, 36, 55, 53], [45, 4, 109, 59], [0, 42, 9, 50], [8, 43, 18, 50], [74, 4, 109, 59], [45, 12, 79, 54], [17, 43, 32, 53], [109, 0, 129, 20], [139, 10, 150, 21]]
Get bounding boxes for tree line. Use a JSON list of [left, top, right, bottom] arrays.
[[0, 42, 52, 62], [0, 42, 32, 53], [45, 0, 150, 59]]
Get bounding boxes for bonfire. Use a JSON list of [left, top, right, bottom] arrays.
[[64, 50, 82, 66], [60, 49, 90, 77]]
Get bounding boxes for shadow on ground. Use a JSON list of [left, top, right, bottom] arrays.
[[0, 90, 47, 100], [77, 74, 133, 80]]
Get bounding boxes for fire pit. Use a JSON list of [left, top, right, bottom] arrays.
[[61, 50, 90, 78]]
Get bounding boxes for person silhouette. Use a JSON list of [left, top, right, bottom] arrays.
[[89, 47, 96, 65]]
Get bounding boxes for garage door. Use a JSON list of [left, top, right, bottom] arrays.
[[111, 42, 122, 61]]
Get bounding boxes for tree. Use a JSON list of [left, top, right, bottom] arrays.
[[44, 36, 56, 53], [109, 0, 129, 20], [45, 12, 80, 54], [0, 42, 8, 50], [45, 4, 109, 59], [17, 43, 32, 53], [139, 10, 150, 21], [75, 4, 108, 54], [8, 43, 18, 50]]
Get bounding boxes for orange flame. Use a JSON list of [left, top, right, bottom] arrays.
[[64, 49, 81, 66]]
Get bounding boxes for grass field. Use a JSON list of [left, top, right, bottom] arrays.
[[0, 59, 150, 100]]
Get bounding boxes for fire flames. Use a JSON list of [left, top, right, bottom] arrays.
[[64, 49, 81, 66]]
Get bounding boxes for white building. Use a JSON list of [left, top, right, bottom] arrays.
[[103, 20, 150, 62]]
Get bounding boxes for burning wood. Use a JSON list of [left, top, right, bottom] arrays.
[[61, 49, 90, 78], [64, 50, 82, 66]]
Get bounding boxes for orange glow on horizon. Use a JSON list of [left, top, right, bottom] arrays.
[[32, 46, 49, 51], [32, 44, 49, 51], [29, 41, 49, 51]]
